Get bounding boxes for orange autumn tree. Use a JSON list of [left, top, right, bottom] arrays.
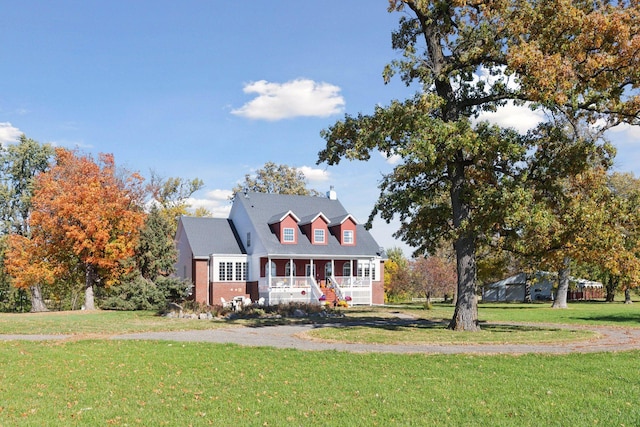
[[5, 148, 145, 310]]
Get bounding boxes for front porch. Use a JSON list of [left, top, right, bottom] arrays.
[[257, 257, 377, 306]]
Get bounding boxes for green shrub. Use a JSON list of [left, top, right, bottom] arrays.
[[100, 275, 165, 310], [100, 274, 192, 311]]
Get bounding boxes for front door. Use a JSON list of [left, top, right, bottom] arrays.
[[305, 264, 316, 278]]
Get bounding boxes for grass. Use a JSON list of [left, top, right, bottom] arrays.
[[0, 304, 639, 425], [368, 300, 640, 327], [306, 322, 595, 345], [301, 301, 640, 345], [0, 340, 638, 426], [476, 300, 640, 326], [0, 310, 234, 336]]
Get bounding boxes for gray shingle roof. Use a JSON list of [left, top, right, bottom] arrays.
[[233, 192, 383, 257], [179, 217, 245, 258]]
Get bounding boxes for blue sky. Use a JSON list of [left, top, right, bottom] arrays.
[[1, 1, 639, 256]]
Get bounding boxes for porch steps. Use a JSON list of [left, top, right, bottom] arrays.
[[322, 287, 339, 306]]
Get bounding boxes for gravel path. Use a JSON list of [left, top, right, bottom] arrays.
[[109, 321, 640, 355], [3, 321, 640, 355]]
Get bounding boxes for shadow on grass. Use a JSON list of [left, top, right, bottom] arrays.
[[313, 319, 568, 334], [239, 317, 568, 335], [478, 304, 547, 310], [572, 314, 640, 325]]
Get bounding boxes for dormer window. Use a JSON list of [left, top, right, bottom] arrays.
[[299, 212, 329, 245], [329, 214, 357, 246], [269, 211, 300, 244], [283, 227, 295, 242]]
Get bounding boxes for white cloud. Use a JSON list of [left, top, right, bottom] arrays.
[[0, 122, 21, 145], [231, 79, 345, 120], [187, 189, 233, 218], [476, 102, 546, 133], [380, 151, 402, 165], [298, 166, 330, 183], [608, 122, 640, 142], [204, 189, 234, 201]]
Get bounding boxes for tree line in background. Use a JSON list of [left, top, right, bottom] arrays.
[[0, 136, 205, 312], [2, 134, 640, 315]]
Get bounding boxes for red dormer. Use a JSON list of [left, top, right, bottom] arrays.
[[299, 213, 330, 245], [329, 214, 357, 246], [268, 210, 300, 244]]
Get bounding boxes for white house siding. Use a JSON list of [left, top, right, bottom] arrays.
[[229, 199, 264, 282]]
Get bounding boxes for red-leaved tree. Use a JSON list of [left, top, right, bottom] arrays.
[[412, 254, 457, 307]]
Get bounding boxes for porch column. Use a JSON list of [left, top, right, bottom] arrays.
[[267, 256, 272, 288], [289, 257, 294, 287], [330, 259, 335, 284], [350, 258, 354, 286], [369, 258, 374, 305]]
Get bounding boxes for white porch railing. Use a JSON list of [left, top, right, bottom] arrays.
[[258, 276, 323, 305], [331, 276, 372, 305]]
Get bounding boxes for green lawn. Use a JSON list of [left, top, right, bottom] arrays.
[[306, 322, 595, 344], [0, 304, 639, 425], [383, 300, 640, 327], [0, 310, 233, 335], [0, 340, 638, 426], [303, 301, 640, 344]]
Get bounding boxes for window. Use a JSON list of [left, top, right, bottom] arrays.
[[285, 261, 296, 277], [246, 232, 251, 248], [266, 261, 276, 277], [218, 261, 233, 281], [283, 227, 295, 242], [324, 263, 332, 278], [218, 261, 246, 281], [305, 264, 316, 278], [343, 262, 351, 277], [235, 262, 247, 281], [314, 229, 325, 243], [357, 262, 376, 280], [343, 230, 354, 244]]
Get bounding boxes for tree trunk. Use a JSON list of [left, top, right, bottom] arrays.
[[551, 257, 570, 309], [624, 288, 633, 304], [605, 276, 618, 302], [424, 290, 432, 310], [524, 273, 532, 303], [448, 157, 479, 331], [29, 285, 48, 312], [84, 264, 96, 310], [449, 234, 479, 330]]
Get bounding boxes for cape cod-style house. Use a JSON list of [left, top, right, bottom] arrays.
[[175, 190, 386, 306]]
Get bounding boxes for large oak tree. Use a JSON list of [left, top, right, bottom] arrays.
[[318, 0, 640, 330]]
